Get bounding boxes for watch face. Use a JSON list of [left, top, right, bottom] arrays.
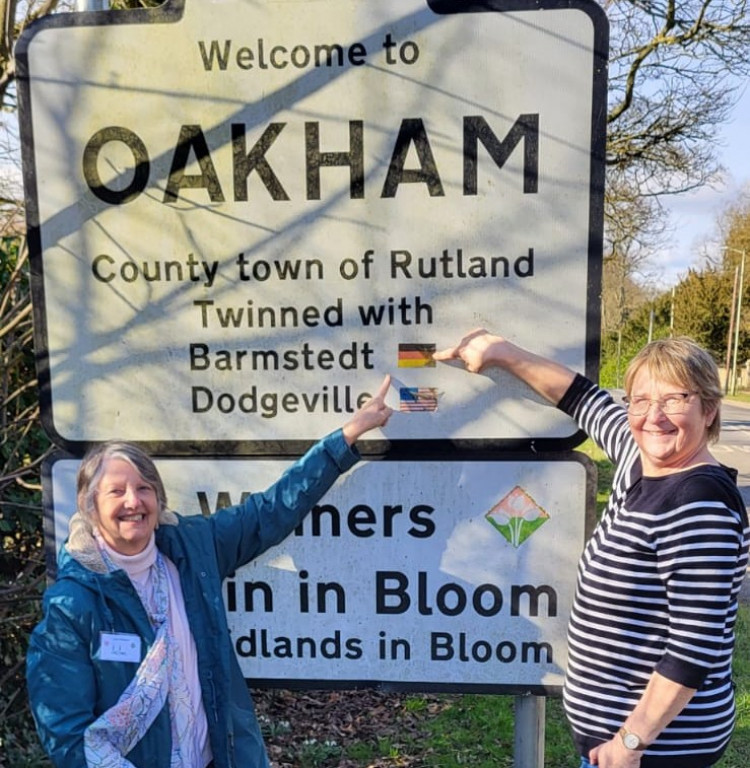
[[623, 733, 641, 750]]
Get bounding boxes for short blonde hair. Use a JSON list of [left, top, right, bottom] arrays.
[[624, 337, 722, 443]]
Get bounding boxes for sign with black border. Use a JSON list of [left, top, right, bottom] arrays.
[[18, 0, 608, 455], [44, 451, 596, 693]]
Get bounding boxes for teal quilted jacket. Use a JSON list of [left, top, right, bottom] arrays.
[[27, 431, 358, 768]]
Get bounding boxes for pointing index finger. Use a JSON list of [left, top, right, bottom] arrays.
[[432, 346, 457, 362], [375, 374, 392, 399]]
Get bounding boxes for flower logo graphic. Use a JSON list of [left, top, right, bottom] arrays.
[[485, 486, 549, 548]]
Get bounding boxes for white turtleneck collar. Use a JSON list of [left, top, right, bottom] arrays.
[[94, 531, 157, 581]]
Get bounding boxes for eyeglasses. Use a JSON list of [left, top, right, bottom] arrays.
[[622, 392, 697, 417]]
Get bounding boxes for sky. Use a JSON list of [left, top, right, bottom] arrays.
[[653, 82, 750, 289]]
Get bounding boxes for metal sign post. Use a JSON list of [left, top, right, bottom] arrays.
[[515, 694, 546, 768]]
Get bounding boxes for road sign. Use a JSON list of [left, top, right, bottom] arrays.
[[18, 0, 607, 452], [46, 453, 595, 692]]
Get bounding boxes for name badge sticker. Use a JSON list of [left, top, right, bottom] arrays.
[[99, 632, 141, 663]]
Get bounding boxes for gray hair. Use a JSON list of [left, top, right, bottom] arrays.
[[76, 441, 174, 526]]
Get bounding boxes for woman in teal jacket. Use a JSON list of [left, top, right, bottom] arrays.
[[27, 376, 392, 768]]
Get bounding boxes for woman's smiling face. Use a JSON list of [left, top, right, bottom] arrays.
[[94, 457, 159, 554], [626, 367, 717, 476]]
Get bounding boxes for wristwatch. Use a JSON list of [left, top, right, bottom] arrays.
[[619, 726, 647, 751]]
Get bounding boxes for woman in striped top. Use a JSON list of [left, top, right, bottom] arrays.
[[435, 331, 749, 768]]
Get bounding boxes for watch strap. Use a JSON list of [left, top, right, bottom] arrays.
[[619, 726, 647, 751]]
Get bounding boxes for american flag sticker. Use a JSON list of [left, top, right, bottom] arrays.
[[399, 387, 438, 412], [397, 343, 436, 368]]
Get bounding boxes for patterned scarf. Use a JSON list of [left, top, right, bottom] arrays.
[[84, 544, 200, 768]]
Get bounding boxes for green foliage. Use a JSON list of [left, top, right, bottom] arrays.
[[346, 737, 405, 762], [600, 197, 750, 386], [576, 440, 613, 515], [295, 738, 343, 768], [416, 694, 515, 767], [599, 264, 741, 386], [377, 692, 578, 767], [599, 295, 672, 389], [600, 331, 646, 389], [673, 267, 735, 355], [715, 607, 750, 767]]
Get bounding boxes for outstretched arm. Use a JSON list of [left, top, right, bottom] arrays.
[[210, 374, 395, 572], [433, 328, 576, 406]]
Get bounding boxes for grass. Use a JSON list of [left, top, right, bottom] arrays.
[[412, 694, 576, 768], [339, 443, 750, 767], [376, 603, 750, 767], [716, 605, 750, 768]]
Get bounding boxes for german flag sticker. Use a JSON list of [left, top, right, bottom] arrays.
[[397, 343, 436, 368], [399, 387, 438, 412]]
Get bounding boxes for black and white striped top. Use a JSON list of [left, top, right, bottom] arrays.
[[559, 375, 749, 768]]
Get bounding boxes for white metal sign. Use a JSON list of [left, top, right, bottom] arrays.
[[18, 0, 607, 451], [47, 454, 594, 692]]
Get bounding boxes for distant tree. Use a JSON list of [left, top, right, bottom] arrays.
[[601, 173, 666, 339], [600, 292, 673, 388], [605, 0, 750, 196], [713, 192, 750, 380], [608, 189, 750, 390], [600, 0, 750, 353], [718, 194, 750, 269], [671, 266, 732, 353]]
